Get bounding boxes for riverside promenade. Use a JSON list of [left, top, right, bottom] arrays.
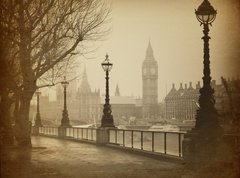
[[1, 136, 187, 178], [2, 136, 235, 178]]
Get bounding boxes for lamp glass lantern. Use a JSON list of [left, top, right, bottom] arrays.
[[61, 76, 69, 88], [101, 54, 113, 72], [195, 0, 217, 24]]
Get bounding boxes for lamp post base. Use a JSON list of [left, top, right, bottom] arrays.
[[101, 114, 115, 128], [60, 109, 71, 127], [182, 128, 222, 168], [101, 103, 115, 127], [34, 113, 43, 127], [96, 126, 117, 145]]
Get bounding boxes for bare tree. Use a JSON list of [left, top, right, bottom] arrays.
[[1, 0, 110, 146]]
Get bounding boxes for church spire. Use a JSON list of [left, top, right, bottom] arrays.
[[79, 66, 91, 93], [145, 40, 154, 60], [115, 84, 120, 96]]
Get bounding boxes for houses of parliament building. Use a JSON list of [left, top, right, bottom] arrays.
[[30, 41, 239, 125]]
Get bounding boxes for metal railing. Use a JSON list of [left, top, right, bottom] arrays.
[[39, 127, 58, 136], [66, 127, 97, 141], [38, 126, 97, 142], [36, 126, 185, 157], [108, 129, 185, 157]]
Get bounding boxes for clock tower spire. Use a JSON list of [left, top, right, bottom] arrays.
[[142, 40, 158, 119]]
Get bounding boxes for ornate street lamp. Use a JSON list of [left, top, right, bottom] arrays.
[[60, 76, 71, 127], [34, 89, 43, 127], [195, 0, 216, 25], [183, 0, 222, 166], [101, 54, 115, 127], [194, 0, 221, 135]]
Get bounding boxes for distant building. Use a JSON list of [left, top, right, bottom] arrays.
[[29, 95, 62, 126], [165, 82, 200, 121], [101, 85, 142, 125], [142, 41, 158, 119], [165, 78, 240, 123], [77, 67, 101, 124], [33, 67, 101, 125]]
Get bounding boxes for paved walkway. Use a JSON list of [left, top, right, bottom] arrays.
[[3, 136, 235, 178], [1, 136, 187, 178]]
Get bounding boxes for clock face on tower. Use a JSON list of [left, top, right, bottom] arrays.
[[150, 68, 155, 74]]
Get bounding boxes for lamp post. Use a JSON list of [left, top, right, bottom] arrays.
[[183, 0, 222, 166], [60, 76, 71, 127], [194, 0, 222, 136], [34, 89, 43, 127], [101, 54, 115, 127]]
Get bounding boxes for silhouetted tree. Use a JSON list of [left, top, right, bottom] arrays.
[[1, 0, 110, 146]]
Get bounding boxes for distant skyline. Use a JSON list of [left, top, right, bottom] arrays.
[[47, 0, 240, 102]]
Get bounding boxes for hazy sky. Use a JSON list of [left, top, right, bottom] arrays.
[[75, 0, 240, 101]]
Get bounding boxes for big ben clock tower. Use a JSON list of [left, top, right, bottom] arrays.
[[142, 41, 158, 119]]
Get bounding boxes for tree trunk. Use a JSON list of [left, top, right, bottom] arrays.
[[15, 89, 34, 147], [13, 0, 35, 147]]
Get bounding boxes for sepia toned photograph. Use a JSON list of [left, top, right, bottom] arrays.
[[0, 0, 240, 177]]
